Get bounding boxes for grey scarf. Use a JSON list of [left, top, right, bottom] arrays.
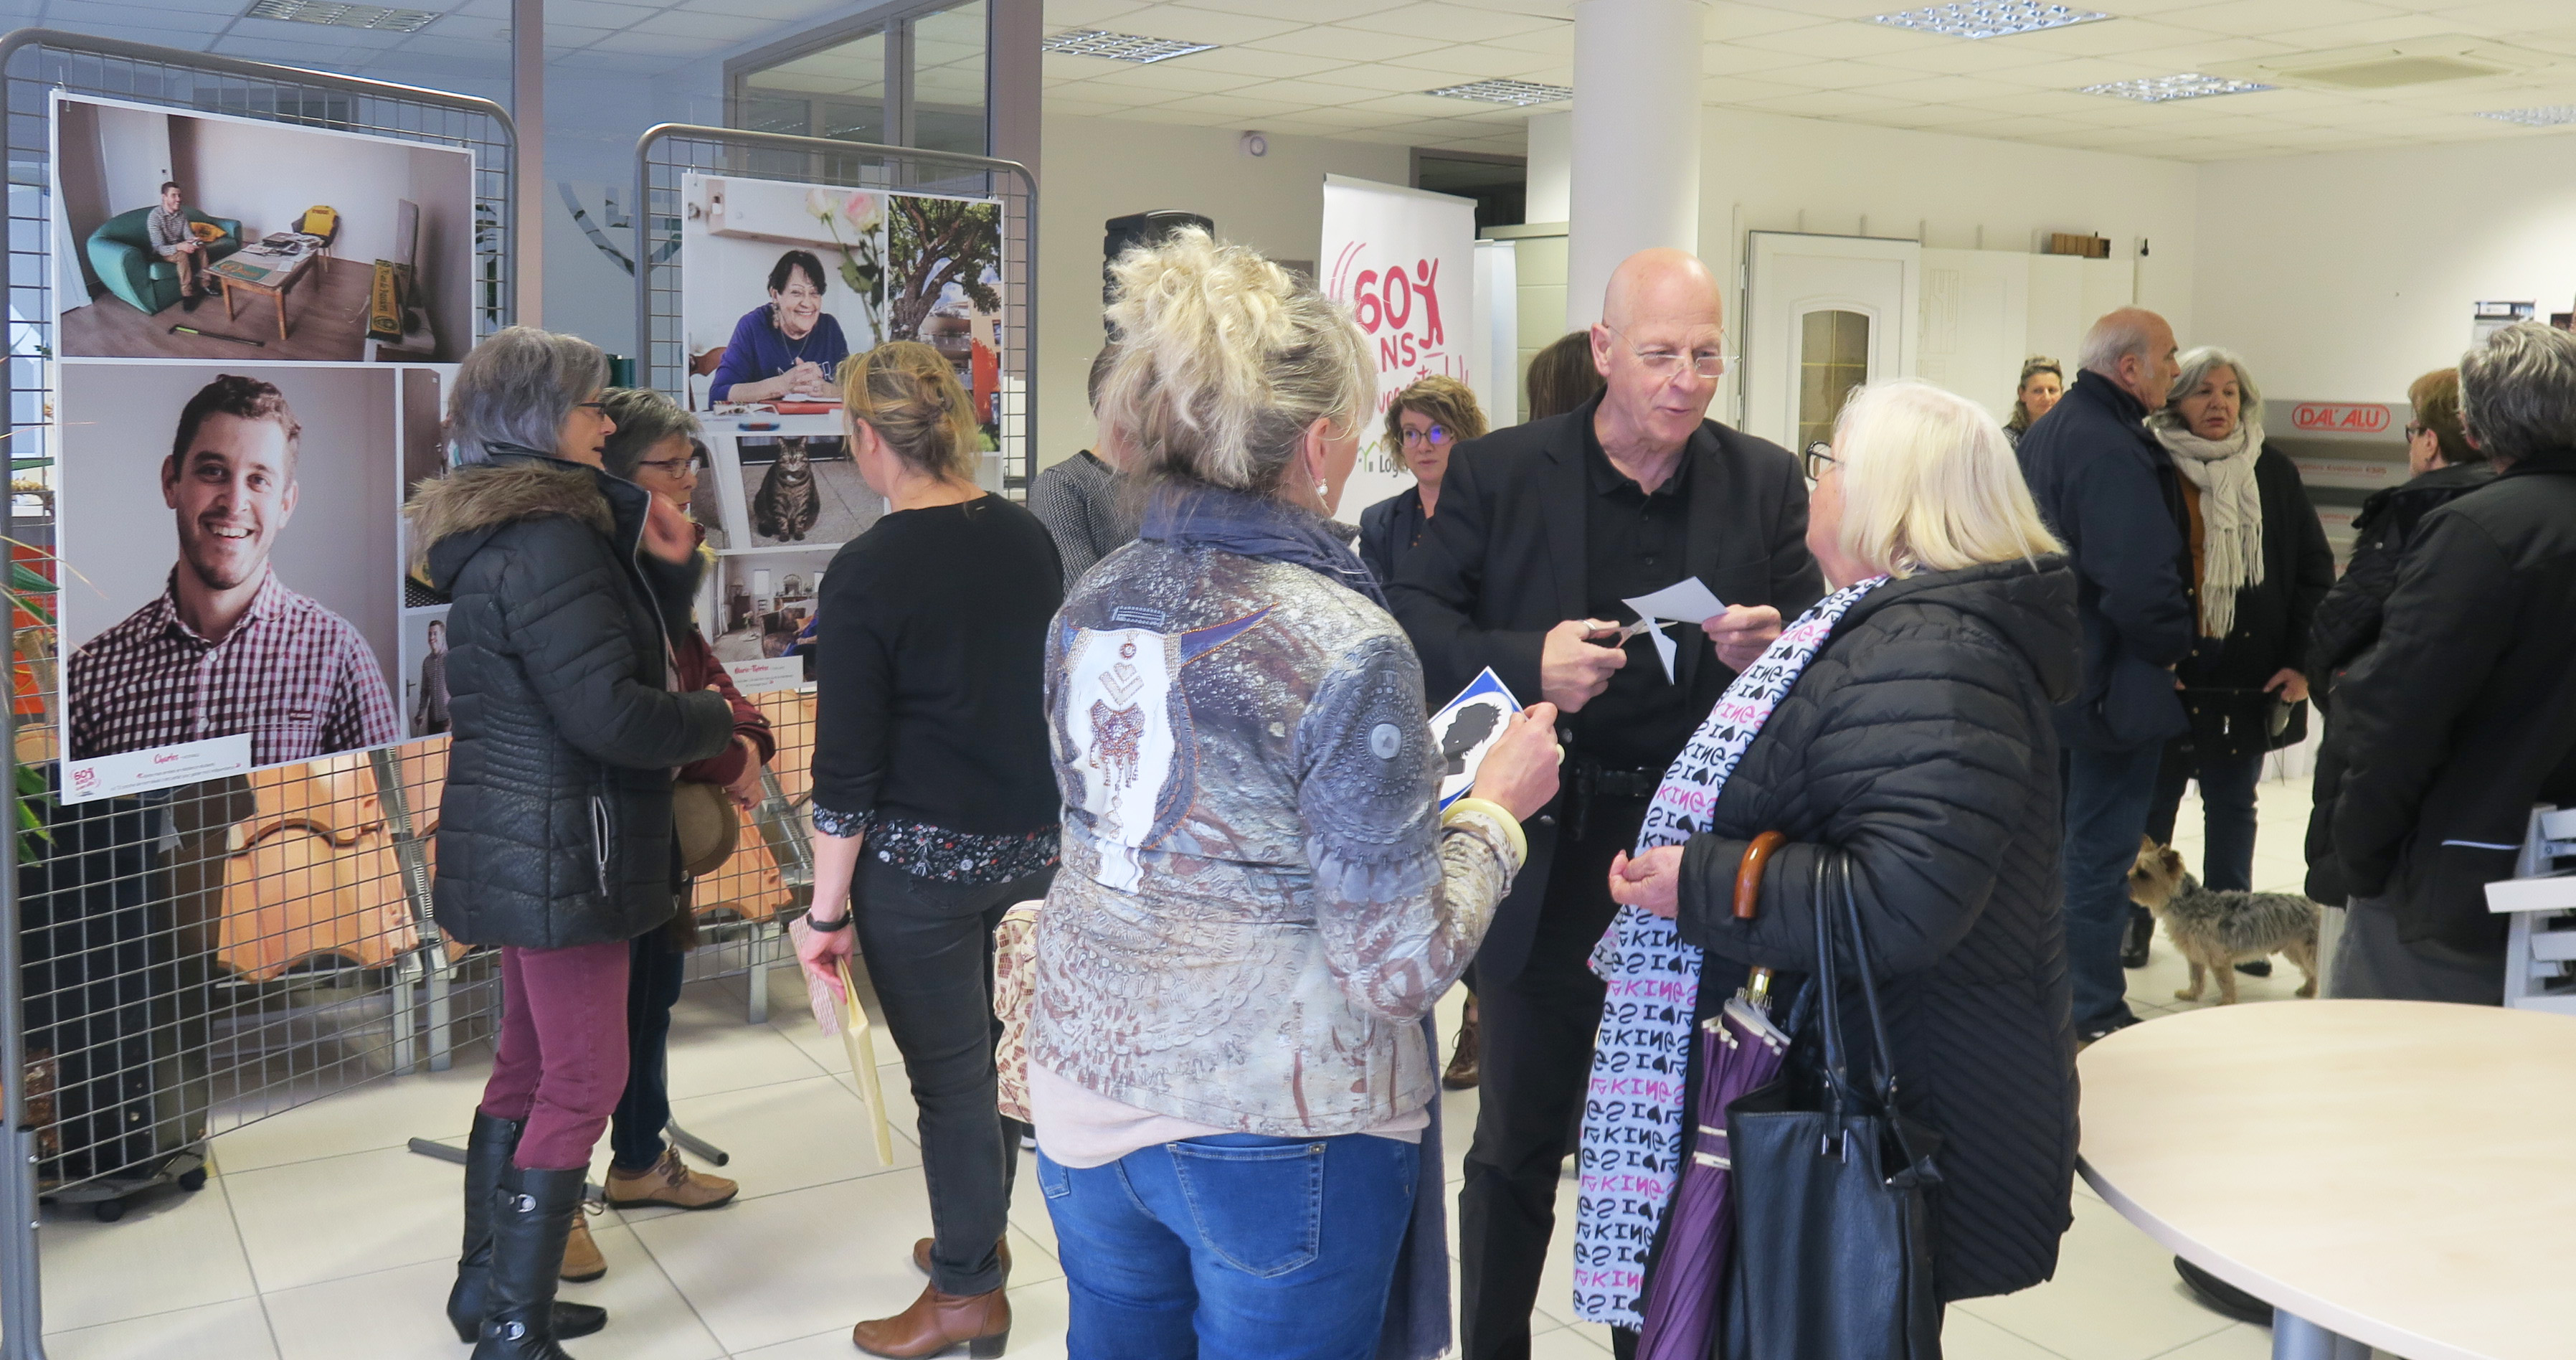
[[2150, 417, 2265, 638]]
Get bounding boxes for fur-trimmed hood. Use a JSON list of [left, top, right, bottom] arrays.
[[407, 451, 622, 592]]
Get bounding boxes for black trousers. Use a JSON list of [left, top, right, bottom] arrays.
[[854, 854, 1051, 1297], [608, 930, 688, 1171], [1459, 793, 1649, 1360]]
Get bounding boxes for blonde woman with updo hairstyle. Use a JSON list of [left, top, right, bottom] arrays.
[[792, 339, 1065, 1359], [1599, 379, 2089, 1317], [1031, 228, 1561, 1360]]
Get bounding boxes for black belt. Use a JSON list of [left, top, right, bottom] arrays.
[[1568, 760, 1662, 840]]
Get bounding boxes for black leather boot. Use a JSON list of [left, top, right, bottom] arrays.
[[450, 1114, 605, 1344], [473, 1165, 592, 1359], [2120, 905, 2154, 968]]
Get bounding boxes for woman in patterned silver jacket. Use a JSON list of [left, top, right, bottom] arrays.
[[1028, 229, 1562, 1360]]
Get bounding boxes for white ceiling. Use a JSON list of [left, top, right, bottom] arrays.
[[1040, 0, 2576, 161], [26, 0, 2576, 163]]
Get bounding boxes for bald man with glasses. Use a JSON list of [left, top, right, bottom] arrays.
[[1388, 248, 1823, 1359]]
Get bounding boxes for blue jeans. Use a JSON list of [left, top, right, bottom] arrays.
[[1038, 1133, 1418, 1360], [2062, 744, 2162, 1032], [2145, 742, 2264, 893]]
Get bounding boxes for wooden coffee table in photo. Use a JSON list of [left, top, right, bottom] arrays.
[[209, 245, 323, 341]]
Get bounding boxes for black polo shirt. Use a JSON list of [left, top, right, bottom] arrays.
[[1572, 419, 1700, 771]]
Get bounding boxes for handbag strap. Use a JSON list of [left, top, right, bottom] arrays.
[[1832, 856, 1905, 1110], [1807, 855, 1854, 1123]]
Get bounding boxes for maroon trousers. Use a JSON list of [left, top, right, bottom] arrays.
[[478, 940, 632, 1171]]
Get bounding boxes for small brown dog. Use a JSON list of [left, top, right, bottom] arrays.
[[2126, 838, 2321, 1004]]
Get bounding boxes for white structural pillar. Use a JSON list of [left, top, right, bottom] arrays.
[[1566, 0, 1703, 330]]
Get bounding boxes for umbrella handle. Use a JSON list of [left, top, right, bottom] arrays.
[[1735, 830, 1788, 1004]]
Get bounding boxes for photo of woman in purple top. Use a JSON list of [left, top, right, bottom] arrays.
[[707, 249, 852, 403]]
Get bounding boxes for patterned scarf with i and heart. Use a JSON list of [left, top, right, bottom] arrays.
[[1568, 573, 1887, 1329]]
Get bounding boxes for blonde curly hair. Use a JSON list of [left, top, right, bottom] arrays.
[[1096, 228, 1372, 495]]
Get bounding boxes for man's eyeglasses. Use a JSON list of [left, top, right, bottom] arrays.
[[574, 400, 610, 416], [1609, 324, 1726, 380], [1801, 443, 1837, 482], [1399, 425, 1450, 448]]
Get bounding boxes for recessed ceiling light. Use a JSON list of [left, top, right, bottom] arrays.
[[2080, 73, 2275, 103], [242, 0, 438, 31], [2478, 105, 2576, 127], [1870, 2, 2110, 41], [1041, 29, 1217, 64], [1426, 79, 1574, 106]]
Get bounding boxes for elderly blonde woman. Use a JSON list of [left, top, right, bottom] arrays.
[[2138, 348, 2334, 945], [1586, 379, 2080, 1333], [1358, 374, 1488, 590], [1031, 229, 1562, 1360]]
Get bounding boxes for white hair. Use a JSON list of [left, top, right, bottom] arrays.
[[1829, 379, 2062, 579], [1097, 228, 1372, 495], [2459, 321, 2576, 467], [449, 326, 608, 465]]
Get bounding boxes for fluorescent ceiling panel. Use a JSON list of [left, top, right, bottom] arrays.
[[2478, 106, 2576, 128], [1869, 3, 2110, 42], [1041, 29, 1218, 64], [1426, 78, 1573, 106], [242, 0, 438, 31], [2080, 73, 2275, 103]]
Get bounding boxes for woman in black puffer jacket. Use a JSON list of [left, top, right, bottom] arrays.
[[1607, 379, 2080, 1310], [407, 327, 734, 1360]]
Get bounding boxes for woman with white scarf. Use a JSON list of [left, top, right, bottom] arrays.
[[2139, 348, 2335, 938]]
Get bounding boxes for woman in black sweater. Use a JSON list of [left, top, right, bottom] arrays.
[[792, 341, 1062, 1359]]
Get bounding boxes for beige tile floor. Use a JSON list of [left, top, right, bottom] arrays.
[[33, 776, 2336, 1360]]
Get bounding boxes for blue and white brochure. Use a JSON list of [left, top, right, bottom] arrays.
[[1431, 666, 1521, 810]]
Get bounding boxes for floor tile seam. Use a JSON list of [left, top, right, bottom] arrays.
[[215, 1168, 295, 1360], [614, 1217, 734, 1360], [1944, 1298, 2084, 1358], [2139, 1316, 2252, 1357], [620, 1161, 936, 1225]]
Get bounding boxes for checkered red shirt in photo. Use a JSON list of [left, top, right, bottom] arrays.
[[66, 568, 400, 766]]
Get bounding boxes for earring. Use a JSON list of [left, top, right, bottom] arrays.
[[1315, 480, 1329, 500]]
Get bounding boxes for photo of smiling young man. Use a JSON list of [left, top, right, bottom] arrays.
[[65, 370, 399, 766]]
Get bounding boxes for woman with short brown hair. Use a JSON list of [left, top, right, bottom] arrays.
[[1358, 374, 1489, 589]]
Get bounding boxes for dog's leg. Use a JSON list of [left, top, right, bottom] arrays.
[[2288, 938, 2319, 999], [2217, 957, 2241, 1005], [2177, 958, 2205, 1002]]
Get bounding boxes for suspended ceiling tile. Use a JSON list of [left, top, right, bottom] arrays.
[[1043, 93, 1136, 118], [1377, 42, 1567, 82], [1843, 39, 2070, 77], [1732, 58, 1920, 91], [2253, 14, 2486, 49], [1172, 46, 1358, 79], [1340, 90, 1510, 120], [1475, 24, 1580, 56], [1043, 0, 1155, 25], [1989, 16, 2236, 57], [1705, 43, 1807, 77], [536, 23, 618, 48], [1170, 0, 1401, 22], [1728, 88, 1926, 119], [586, 29, 714, 54], [1109, 105, 1235, 126], [1733, 0, 1927, 19], [1860, 72, 2060, 105], [2152, 0, 2411, 40], [1261, 63, 1446, 96], [633, 9, 764, 39], [1244, 27, 1454, 60], [1109, 4, 1309, 44], [1699, 4, 1839, 42], [1845, 102, 2027, 129], [1150, 93, 1315, 118], [1069, 58, 1249, 93], [1701, 76, 1828, 105], [1339, 3, 1568, 43], [541, 0, 658, 28], [1729, 21, 1957, 62], [2445, 0, 2576, 30]]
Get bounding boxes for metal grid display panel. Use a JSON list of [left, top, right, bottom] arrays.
[[0, 29, 516, 1240], [635, 123, 1038, 494]]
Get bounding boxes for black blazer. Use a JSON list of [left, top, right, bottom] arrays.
[[1387, 394, 1824, 984]]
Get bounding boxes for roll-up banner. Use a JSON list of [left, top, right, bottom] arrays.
[[1320, 175, 1479, 521]]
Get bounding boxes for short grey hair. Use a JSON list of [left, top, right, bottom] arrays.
[[597, 387, 701, 481], [2077, 309, 2157, 379], [2151, 346, 2262, 431], [2459, 321, 2576, 467], [448, 326, 609, 465]]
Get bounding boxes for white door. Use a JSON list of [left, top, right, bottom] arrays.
[[1743, 232, 1921, 451]]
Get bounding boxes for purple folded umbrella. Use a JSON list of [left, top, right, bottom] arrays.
[[1635, 988, 1791, 1360]]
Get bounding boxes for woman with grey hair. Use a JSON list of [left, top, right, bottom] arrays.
[[2137, 346, 2334, 958], [409, 328, 737, 1359], [1029, 230, 1562, 1359]]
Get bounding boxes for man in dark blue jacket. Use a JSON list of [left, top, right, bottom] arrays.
[[2015, 308, 2192, 1040]]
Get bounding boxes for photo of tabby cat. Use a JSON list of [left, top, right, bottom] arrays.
[[750, 436, 821, 542]]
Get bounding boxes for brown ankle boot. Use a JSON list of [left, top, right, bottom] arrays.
[[909, 1236, 1012, 1278], [1443, 995, 1481, 1090], [851, 1283, 1010, 1359], [559, 1206, 605, 1283]]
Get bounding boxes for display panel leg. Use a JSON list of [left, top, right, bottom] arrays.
[[747, 923, 772, 1026], [2273, 1311, 2370, 1360]]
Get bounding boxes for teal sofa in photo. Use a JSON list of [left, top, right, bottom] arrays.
[[83, 207, 242, 316]]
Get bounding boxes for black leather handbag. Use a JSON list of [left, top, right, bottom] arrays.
[[1721, 854, 1945, 1360]]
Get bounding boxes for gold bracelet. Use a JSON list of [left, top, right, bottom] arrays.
[[1441, 796, 1528, 869]]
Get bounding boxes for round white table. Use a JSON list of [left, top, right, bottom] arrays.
[[2078, 1000, 2576, 1360]]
